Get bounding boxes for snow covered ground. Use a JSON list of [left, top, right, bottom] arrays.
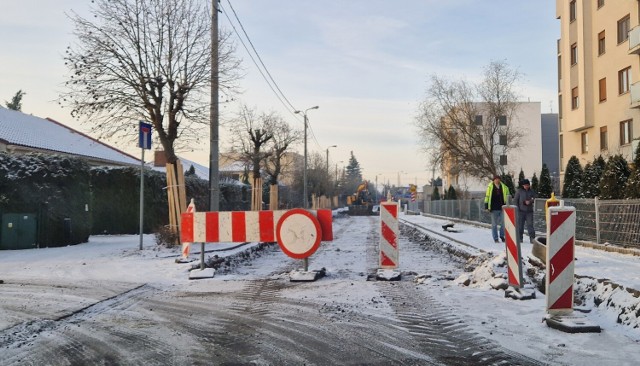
[[0, 211, 639, 365], [401, 213, 640, 365]]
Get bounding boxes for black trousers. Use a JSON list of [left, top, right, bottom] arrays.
[[517, 210, 535, 241]]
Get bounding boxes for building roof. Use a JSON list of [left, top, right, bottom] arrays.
[[0, 106, 140, 166]]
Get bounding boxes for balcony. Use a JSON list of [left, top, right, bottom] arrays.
[[629, 26, 640, 55], [630, 82, 640, 108]]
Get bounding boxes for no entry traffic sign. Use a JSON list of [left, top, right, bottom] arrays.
[[276, 209, 322, 259]]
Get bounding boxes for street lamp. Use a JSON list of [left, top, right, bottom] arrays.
[[375, 173, 384, 202], [294, 106, 319, 208], [326, 145, 337, 176]]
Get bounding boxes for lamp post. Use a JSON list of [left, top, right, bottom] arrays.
[[397, 171, 406, 187], [324, 145, 336, 208], [375, 174, 383, 203], [335, 160, 344, 193], [326, 145, 337, 176], [294, 106, 319, 208]]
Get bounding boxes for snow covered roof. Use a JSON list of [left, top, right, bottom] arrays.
[[152, 156, 211, 180], [151, 157, 248, 187], [0, 106, 140, 166]]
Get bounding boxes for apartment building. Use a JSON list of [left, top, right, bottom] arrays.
[[557, 0, 640, 185]]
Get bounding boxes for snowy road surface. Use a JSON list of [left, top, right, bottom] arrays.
[[0, 213, 639, 365]]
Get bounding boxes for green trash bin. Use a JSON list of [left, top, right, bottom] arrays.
[[1, 214, 37, 250]]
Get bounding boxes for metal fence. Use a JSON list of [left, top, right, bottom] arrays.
[[423, 197, 640, 249]]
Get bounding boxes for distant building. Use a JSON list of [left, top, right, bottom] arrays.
[[153, 150, 301, 187], [541, 113, 560, 178], [0, 106, 139, 166], [442, 102, 544, 194], [556, 0, 640, 186]]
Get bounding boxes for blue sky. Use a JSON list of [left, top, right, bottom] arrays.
[[0, 0, 558, 188]]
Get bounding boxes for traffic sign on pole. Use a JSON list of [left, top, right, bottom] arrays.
[[138, 121, 152, 250], [139, 121, 152, 150]]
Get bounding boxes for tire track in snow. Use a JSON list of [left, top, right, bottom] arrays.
[[374, 226, 546, 366]]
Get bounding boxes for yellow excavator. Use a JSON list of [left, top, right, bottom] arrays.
[[347, 181, 374, 216]]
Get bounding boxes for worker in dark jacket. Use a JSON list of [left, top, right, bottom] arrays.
[[514, 179, 537, 243], [484, 175, 510, 243]]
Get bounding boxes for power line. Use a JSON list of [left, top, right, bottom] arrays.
[[220, 1, 325, 153], [224, 0, 298, 112], [220, 1, 301, 122]]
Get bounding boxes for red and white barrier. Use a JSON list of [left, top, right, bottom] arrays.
[[379, 202, 399, 269], [181, 199, 196, 259], [545, 206, 576, 314], [180, 209, 333, 259], [503, 205, 523, 288]]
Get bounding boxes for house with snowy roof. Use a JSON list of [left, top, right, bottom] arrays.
[[0, 106, 140, 166]]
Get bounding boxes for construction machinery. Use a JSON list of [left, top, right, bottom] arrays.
[[347, 181, 374, 216]]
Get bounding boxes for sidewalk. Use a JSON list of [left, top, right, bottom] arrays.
[[401, 213, 640, 293]]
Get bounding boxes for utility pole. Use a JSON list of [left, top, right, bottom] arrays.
[[294, 106, 319, 209], [205, 0, 219, 271], [209, 0, 219, 212], [303, 113, 308, 208]]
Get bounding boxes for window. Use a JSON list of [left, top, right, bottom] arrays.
[[560, 135, 564, 159], [599, 78, 607, 102], [618, 15, 630, 44], [498, 116, 507, 126], [569, 1, 576, 22], [570, 43, 578, 65], [475, 115, 483, 125], [499, 134, 507, 146], [600, 126, 608, 151], [597, 0, 604, 8], [619, 67, 631, 94], [620, 119, 633, 145], [571, 87, 579, 109], [598, 31, 606, 55], [499, 155, 508, 166], [581, 132, 588, 154]]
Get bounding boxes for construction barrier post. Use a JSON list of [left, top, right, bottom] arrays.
[[543, 204, 600, 332], [545, 205, 576, 314], [502, 205, 524, 288], [181, 199, 196, 261], [379, 202, 399, 269]]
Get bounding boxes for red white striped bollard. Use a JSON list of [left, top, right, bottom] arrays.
[[179, 199, 196, 261], [545, 206, 576, 314], [544, 205, 600, 332], [502, 205, 523, 288], [379, 202, 399, 269]]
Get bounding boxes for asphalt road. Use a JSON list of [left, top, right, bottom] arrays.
[[0, 215, 543, 366]]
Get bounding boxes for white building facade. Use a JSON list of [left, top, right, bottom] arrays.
[[444, 102, 544, 195]]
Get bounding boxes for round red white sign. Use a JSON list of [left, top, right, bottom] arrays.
[[276, 209, 322, 259]]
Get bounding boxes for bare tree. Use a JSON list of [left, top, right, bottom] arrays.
[[416, 60, 523, 180], [60, 0, 242, 163], [290, 151, 330, 201], [264, 119, 302, 186], [229, 106, 277, 181]]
